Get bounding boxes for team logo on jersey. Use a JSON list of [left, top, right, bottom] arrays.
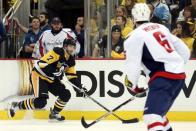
[[47, 55, 54, 61], [57, 62, 68, 69]]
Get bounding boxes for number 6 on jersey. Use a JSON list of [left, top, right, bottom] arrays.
[[153, 31, 173, 53]]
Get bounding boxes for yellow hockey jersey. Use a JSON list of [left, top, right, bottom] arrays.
[[33, 47, 77, 83]]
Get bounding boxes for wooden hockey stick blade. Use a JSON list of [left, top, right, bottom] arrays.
[[69, 81, 139, 125], [81, 116, 139, 128], [81, 116, 93, 128], [122, 118, 139, 123]]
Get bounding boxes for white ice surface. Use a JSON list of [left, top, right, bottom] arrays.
[[0, 120, 196, 131]]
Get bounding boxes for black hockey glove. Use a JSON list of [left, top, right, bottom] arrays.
[[69, 78, 88, 98], [74, 85, 88, 98], [53, 66, 64, 80], [80, 86, 88, 98]]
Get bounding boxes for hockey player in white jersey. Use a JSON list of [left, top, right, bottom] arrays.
[[32, 17, 80, 59], [124, 3, 190, 131]]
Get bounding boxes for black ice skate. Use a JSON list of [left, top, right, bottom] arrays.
[[49, 108, 65, 121], [8, 102, 18, 118]]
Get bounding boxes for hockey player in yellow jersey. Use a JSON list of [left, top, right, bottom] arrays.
[[8, 39, 87, 121]]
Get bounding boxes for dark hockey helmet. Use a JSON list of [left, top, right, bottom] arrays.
[[63, 38, 76, 47]]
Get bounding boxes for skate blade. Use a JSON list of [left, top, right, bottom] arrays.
[[7, 103, 12, 118], [7, 110, 12, 118], [48, 119, 65, 123]]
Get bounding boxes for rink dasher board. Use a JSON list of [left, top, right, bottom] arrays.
[[0, 60, 195, 121]]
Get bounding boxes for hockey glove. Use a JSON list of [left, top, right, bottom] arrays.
[[69, 77, 88, 98], [125, 75, 133, 88], [53, 66, 64, 80], [80, 87, 88, 98], [125, 75, 146, 98]]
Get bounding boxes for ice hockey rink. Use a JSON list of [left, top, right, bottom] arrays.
[[0, 60, 196, 131], [0, 120, 196, 131]]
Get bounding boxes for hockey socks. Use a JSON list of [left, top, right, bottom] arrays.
[[53, 98, 66, 113], [18, 99, 35, 110]]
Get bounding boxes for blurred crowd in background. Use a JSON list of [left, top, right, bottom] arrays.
[[0, 0, 195, 59]]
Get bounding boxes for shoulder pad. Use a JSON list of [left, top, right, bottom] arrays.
[[53, 47, 64, 56]]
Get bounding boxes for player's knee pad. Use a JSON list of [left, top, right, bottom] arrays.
[[58, 88, 71, 102], [143, 114, 164, 131], [33, 97, 47, 109]]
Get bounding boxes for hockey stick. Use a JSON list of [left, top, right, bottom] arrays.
[[81, 91, 147, 128], [64, 79, 139, 125]]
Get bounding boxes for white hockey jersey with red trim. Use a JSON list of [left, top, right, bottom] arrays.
[[124, 23, 190, 87], [32, 28, 80, 59]]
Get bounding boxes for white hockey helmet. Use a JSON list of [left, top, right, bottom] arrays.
[[132, 3, 151, 22]]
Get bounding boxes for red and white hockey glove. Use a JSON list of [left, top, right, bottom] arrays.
[[125, 75, 146, 98]]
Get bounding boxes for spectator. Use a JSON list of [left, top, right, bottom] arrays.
[[177, 0, 196, 22], [20, 17, 42, 58], [92, 25, 125, 59], [182, 6, 194, 21], [166, 0, 181, 29], [32, 17, 80, 59], [0, 19, 6, 44], [148, 3, 163, 24], [115, 16, 133, 39], [191, 0, 196, 18], [151, 0, 171, 29], [172, 21, 183, 37], [74, 17, 85, 58], [14, 12, 50, 33], [180, 21, 195, 55], [111, 5, 134, 30], [13, 17, 28, 33], [187, 19, 196, 39], [121, 0, 136, 17], [38, 12, 51, 32]]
